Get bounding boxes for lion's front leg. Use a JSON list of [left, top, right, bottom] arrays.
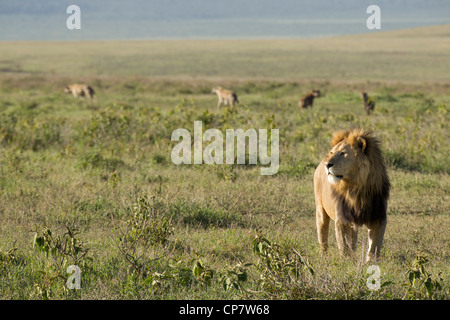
[[334, 221, 346, 256], [335, 220, 358, 256], [366, 219, 387, 263]]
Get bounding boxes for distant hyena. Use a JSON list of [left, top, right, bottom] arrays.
[[212, 86, 239, 108], [64, 84, 95, 99], [361, 92, 375, 115], [299, 89, 320, 109]]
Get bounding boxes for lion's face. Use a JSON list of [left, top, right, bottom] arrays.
[[323, 140, 369, 185]]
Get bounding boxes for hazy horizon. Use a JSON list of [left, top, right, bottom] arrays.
[[1, 0, 450, 41]]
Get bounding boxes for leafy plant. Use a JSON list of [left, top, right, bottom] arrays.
[[32, 225, 90, 299], [33, 225, 90, 268], [221, 262, 252, 292], [403, 251, 444, 300], [251, 232, 315, 298], [114, 195, 174, 276], [192, 258, 214, 285]]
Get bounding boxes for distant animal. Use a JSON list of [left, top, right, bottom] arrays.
[[299, 90, 320, 109], [64, 84, 95, 99], [212, 86, 239, 108], [361, 92, 375, 115], [314, 128, 390, 263]]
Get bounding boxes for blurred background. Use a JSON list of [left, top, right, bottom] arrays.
[[1, 0, 450, 41]]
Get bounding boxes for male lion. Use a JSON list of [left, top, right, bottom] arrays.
[[64, 84, 95, 99], [299, 90, 320, 109], [212, 86, 239, 108], [314, 128, 390, 262]]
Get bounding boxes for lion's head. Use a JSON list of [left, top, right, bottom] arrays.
[[323, 129, 371, 186], [323, 128, 390, 225]]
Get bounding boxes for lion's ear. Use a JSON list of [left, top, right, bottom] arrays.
[[356, 137, 367, 153]]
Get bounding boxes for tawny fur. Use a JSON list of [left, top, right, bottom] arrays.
[[313, 128, 390, 262], [65, 84, 95, 99], [212, 86, 239, 108]]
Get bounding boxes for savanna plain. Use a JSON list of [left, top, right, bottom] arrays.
[[0, 25, 448, 300]]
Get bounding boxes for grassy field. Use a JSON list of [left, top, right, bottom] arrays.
[[0, 25, 449, 300]]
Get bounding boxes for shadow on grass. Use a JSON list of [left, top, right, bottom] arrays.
[[384, 150, 448, 174], [168, 200, 248, 229]]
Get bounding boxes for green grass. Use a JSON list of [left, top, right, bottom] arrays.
[[1, 24, 450, 82], [0, 25, 449, 300]]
